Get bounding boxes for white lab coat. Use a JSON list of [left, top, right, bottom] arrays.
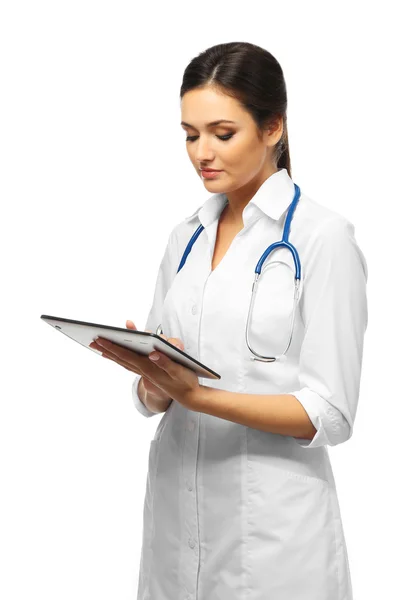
[[132, 168, 368, 600]]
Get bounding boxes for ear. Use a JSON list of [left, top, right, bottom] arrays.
[[265, 114, 284, 147]]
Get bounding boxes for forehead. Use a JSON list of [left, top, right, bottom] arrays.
[[180, 88, 248, 127]]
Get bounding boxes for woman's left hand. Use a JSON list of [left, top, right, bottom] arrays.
[[89, 334, 202, 411]]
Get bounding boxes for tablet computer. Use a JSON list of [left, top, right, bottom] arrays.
[[40, 314, 221, 380]]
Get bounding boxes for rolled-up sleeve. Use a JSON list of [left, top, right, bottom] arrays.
[[288, 216, 368, 448], [132, 375, 156, 417], [132, 226, 180, 417]]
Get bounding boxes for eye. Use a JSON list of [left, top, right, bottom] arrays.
[[218, 133, 234, 141], [185, 133, 234, 142]]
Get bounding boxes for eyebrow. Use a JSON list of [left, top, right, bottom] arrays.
[[181, 119, 237, 128]]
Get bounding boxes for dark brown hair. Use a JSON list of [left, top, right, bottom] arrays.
[[180, 42, 291, 178]]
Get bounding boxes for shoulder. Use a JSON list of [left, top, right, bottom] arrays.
[[296, 191, 355, 239], [294, 191, 361, 262], [296, 192, 367, 280]]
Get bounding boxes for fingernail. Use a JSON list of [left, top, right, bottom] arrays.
[[149, 352, 160, 361]]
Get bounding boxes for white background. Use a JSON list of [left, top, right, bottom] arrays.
[[1, 1, 417, 598]]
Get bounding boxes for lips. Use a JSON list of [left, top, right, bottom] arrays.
[[200, 168, 222, 172]]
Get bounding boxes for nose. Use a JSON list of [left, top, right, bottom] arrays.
[[195, 137, 215, 163]]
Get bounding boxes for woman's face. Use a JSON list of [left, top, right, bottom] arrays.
[[180, 86, 283, 195]]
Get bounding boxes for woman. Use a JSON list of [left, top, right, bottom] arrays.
[[90, 42, 368, 600]]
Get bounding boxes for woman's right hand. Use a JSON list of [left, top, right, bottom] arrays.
[[126, 320, 185, 403]]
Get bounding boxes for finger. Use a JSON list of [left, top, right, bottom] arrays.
[[103, 344, 175, 397], [98, 345, 160, 381], [156, 333, 182, 350], [91, 340, 145, 371], [93, 339, 167, 387], [126, 320, 137, 330], [92, 340, 140, 366], [148, 348, 181, 379], [98, 349, 141, 374], [169, 338, 184, 350], [149, 332, 183, 350]]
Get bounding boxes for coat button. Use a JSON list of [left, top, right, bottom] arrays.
[[191, 305, 198, 315], [188, 537, 195, 549], [187, 482, 193, 491]]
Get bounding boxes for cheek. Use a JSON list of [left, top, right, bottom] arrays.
[[228, 137, 265, 171], [230, 135, 253, 158]]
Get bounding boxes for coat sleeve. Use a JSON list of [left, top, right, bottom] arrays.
[[288, 216, 368, 448], [132, 226, 180, 417]]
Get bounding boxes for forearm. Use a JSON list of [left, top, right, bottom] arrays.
[[137, 378, 172, 414], [197, 386, 317, 440]]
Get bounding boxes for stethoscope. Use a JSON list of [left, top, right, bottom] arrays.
[[156, 182, 302, 363]]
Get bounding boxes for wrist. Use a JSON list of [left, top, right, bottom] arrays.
[[138, 378, 172, 414]]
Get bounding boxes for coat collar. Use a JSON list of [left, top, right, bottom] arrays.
[[184, 168, 297, 229]]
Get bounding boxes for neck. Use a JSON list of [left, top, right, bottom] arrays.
[[224, 166, 280, 226]]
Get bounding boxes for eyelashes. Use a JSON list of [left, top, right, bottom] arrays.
[[185, 133, 234, 142]]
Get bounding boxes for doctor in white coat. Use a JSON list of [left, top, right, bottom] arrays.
[[90, 42, 368, 600]]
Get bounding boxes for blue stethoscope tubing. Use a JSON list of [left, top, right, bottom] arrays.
[[156, 182, 302, 363]]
